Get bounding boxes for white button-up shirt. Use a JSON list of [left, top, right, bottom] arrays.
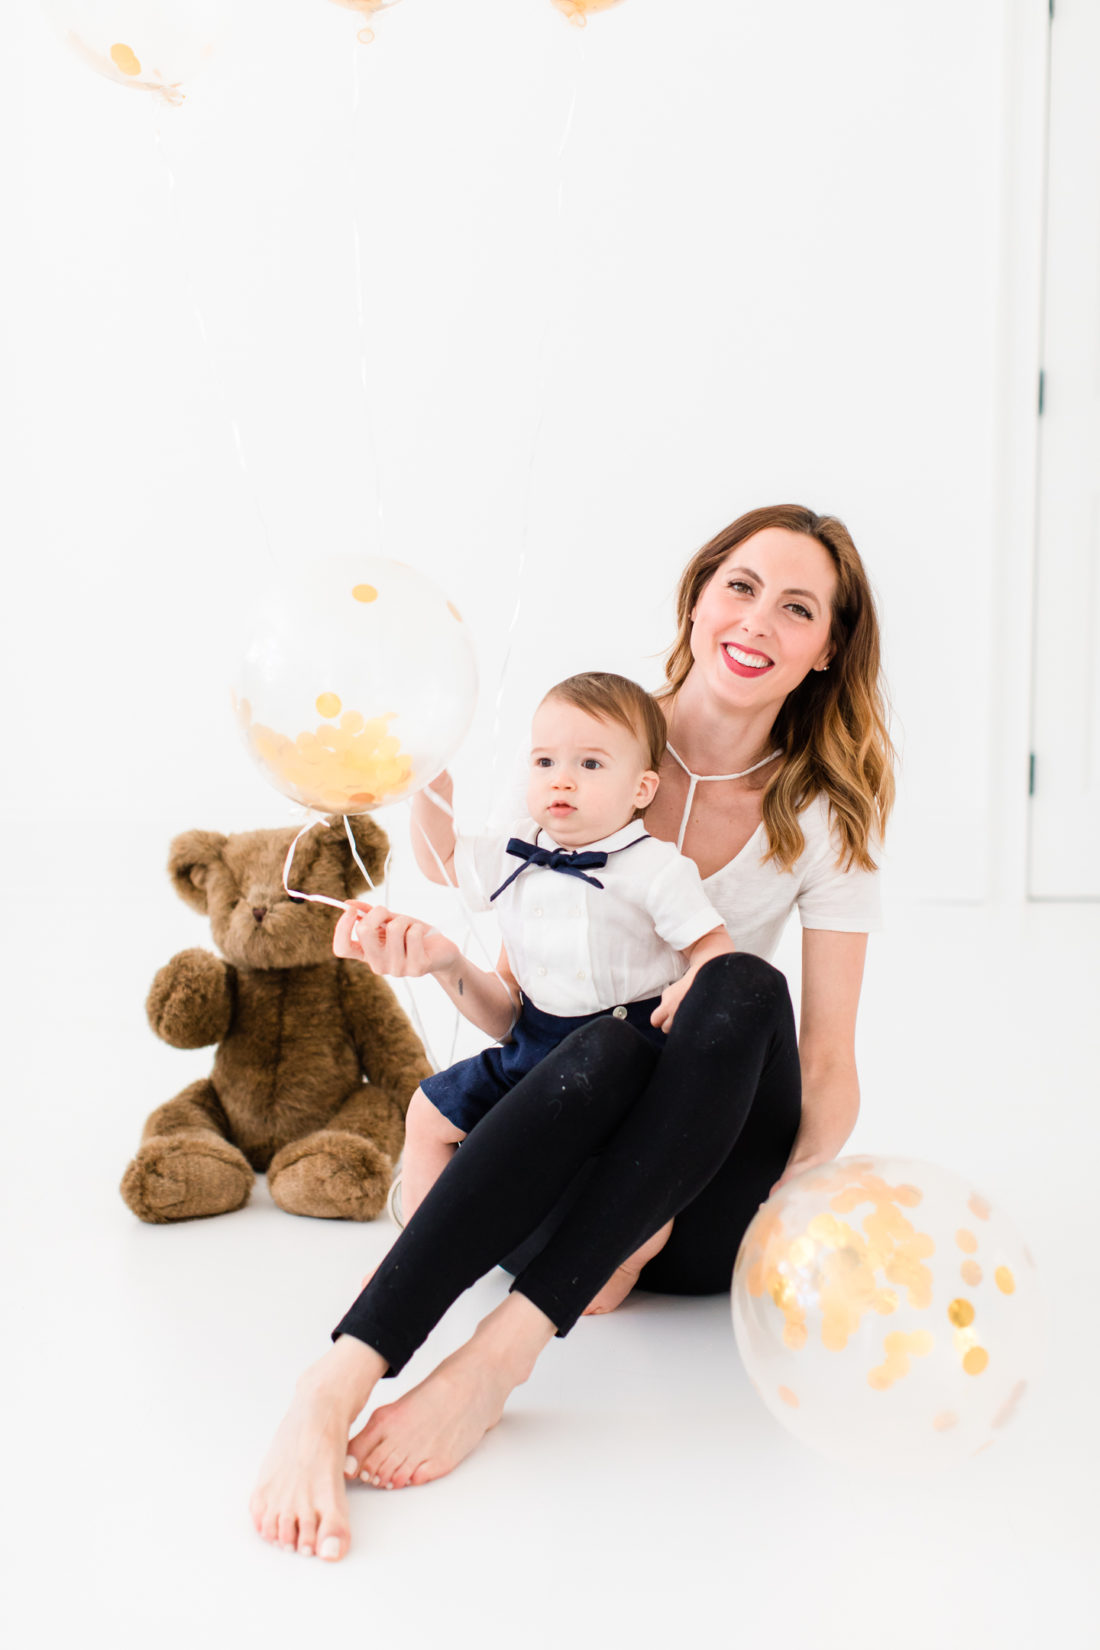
[[454, 819, 726, 1017]]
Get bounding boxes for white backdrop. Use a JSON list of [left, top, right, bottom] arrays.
[[1, 0, 1047, 908]]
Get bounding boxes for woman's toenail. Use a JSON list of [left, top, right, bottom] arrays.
[[300, 1546, 313, 1557], [360, 1470, 371, 1483], [320, 1537, 341, 1560], [344, 1455, 358, 1476]]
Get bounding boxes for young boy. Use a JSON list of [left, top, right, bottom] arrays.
[[350, 673, 733, 1309]]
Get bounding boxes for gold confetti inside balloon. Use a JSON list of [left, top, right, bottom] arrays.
[[731, 1155, 1044, 1473], [551, 0, 627, 25], [235, 556, 477, 814], [41, 0, 221, 103]]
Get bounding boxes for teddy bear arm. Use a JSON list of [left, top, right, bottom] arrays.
[[339, 962, 432, 1108], [146, 949, 236, 1048]]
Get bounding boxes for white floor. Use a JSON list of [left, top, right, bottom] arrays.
[[5, 830, 1098, 1650]]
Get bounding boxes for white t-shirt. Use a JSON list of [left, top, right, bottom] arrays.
[[700, 791, 882, 959], [454, 819, 726, 1017]]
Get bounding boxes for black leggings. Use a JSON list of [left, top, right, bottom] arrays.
[[332, 953, 801, 1374]]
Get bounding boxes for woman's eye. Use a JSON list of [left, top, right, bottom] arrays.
[[787, 603, 812, 620], [727, 579, 753, 594]]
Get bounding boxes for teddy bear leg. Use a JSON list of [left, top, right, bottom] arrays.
[[120, 1079, 254, 1224], [267, 1084, 405, 1221]]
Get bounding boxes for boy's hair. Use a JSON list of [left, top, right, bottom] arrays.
[[541, 672, 666, 773]]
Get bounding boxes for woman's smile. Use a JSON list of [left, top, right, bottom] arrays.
[[721, 642, 774, 677]]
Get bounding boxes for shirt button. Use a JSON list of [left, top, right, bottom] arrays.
[[612, 1005, 627, 1020], [576, 970, 587, 980], [537, 966, 547, 977]]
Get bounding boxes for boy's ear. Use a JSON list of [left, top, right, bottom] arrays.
[[168, 830, 228, 914], [635, 771, 660, 812], [326, 813, 390, 897]]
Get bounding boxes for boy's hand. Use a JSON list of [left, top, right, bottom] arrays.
[[650, 972, 693, 1034], [334, 901, 460, 978]]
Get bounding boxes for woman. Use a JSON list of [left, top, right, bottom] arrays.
[[250, 504, 895, 1560]]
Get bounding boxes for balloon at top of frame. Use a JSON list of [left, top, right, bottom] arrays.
[[552, 0, 627, 25], [41, 0, 223, 104], [234, 556, 478, 815], [328, 0, 402, 45], [731, 1154, 1044, 1475]]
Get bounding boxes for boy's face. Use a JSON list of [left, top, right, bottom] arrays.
[[526, 698, 659, 847]]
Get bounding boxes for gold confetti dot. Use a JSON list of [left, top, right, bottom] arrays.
[[352, 584, 378, 603], [963, 1346, 989, 1376], [995, 1266, 1016, 1295], [932, 1411, 958, 1432], [968, 1192, 992, 1220], [447, 600, 463, 622], [778, 1386, 799, 1409], [341, 710, 364, 734], [895, 1183, 923, 1206], [110, 42, 142, 75], [948, 1298, 975, 1328], [316, 693, 342, 719], [956, 1228, 978, 1254], [961, 1259, 983, 1286]]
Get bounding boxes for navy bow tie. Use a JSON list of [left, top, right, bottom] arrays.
[[490, 838, 609, 902]]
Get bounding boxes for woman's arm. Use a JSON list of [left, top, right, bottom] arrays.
[[334, 903, 518, 1041], [410, 771, 457, 885], [769, 928, 867, 1195]]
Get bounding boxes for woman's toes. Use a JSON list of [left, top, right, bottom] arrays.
[[316, 1520, 349, 1563], [260, 1508, 281, 1545], [408, 1460, 435, 1487], [343, 1451, 361, 1480], [297, 1510, 319, 1556], [277, 1511, 299, 1550]]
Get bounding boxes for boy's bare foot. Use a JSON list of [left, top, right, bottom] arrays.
[[581, 1219, 674, 1316], [249, 1336, 386, 1561], [344, 1293, 556, 1490]]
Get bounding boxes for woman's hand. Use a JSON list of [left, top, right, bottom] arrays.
[[333, 901, 460, 978], [766, 1150, 834, 1201]]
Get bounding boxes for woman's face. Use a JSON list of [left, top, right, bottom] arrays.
[[689, 527, 837, 710]]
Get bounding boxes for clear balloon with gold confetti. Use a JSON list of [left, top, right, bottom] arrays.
[[235, 556, 478, 815], [40, 0, 223, 105], [328, 0, 402, 46], [551, 0, 627, 26], [731, 1154, 1044, 1473]]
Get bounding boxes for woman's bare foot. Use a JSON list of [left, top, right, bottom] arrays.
[[582, 1220, 674, 1316], [345, 1293, 557, 1490], [250, 1335, 387, 1561]]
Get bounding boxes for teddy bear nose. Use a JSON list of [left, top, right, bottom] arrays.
[[252, 907, 267, 924]]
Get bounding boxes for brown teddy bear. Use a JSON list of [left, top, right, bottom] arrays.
[[121, 814, 431, 1224]]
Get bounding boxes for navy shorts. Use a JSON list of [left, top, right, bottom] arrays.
[[420, 994, 667, 1136]]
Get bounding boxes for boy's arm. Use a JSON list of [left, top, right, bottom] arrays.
[[410, 771, 457, 885], [335, 902, 518, 1041]]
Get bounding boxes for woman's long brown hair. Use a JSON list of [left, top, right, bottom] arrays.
[[663, 505, 896, 872]]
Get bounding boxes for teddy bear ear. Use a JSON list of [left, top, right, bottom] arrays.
[[327, 813, 390, 897], [168, 830, 229, 914]]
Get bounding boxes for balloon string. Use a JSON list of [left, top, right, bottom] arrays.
[[149, 102, 279, 569], [348, 43, 385, 547], [410, 806, 519, 1035], [487, 31, 585, 812], [282, 816, 349, 911]]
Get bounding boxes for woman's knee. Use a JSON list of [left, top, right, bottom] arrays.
[[678, 952, 792, 1034]]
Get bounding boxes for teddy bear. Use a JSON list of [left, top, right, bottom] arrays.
[[120, 814, 431, 1224]]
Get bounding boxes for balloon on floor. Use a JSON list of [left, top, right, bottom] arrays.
[[552, 0, 628, 26], [40, 0, 222, 104], [235, 555, 478, 814], [731, 1154, 1043, 1472]]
